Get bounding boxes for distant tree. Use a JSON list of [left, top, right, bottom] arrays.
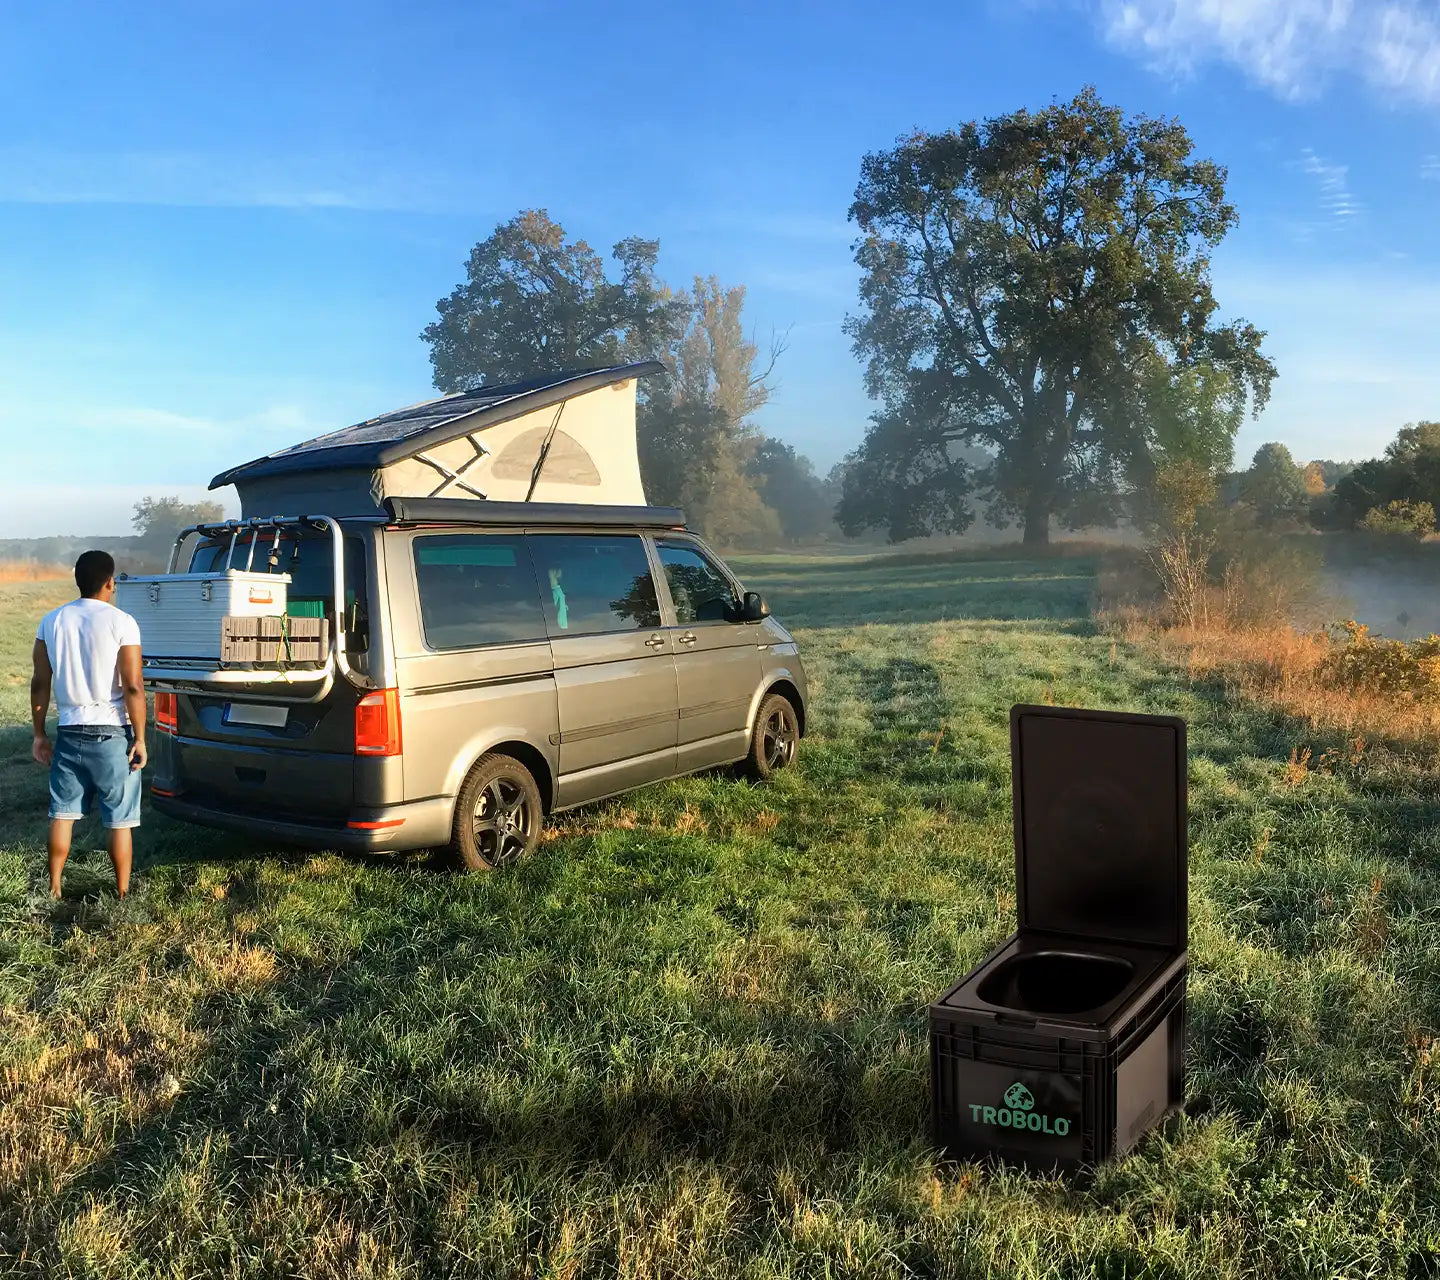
[[640, 277, 783, 547], [1301, 460, 1328, 495], [748, 438, 835, 542], [132, 496, 224, 563], [422, 212, 784, 544], [842, 87, 1274, 546], [1238, 443, 1309, 527], [1331, 422, 1440, 527], [1359, 499, 1435, 539], [421, 209, 687, 390]]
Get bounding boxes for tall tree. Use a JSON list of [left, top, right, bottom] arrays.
[[421, 212, 789, 544], [421, 209, 687, 391], [843, 87, 1275, 546], [640, 277, 783, 546]]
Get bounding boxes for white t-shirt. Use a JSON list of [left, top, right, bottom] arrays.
[[36, 598, 143, 727]]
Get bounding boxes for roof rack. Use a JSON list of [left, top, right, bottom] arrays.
[[140, 513, 364, 700]]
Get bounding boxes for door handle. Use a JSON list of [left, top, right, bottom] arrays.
[[677, 632, 698, 646], [645, 634, 667, 649]]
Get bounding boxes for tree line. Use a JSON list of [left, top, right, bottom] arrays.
[[1222, 427, 1440, 539], [114, 88, 1428, 557], [420, 88, 1282, 548]]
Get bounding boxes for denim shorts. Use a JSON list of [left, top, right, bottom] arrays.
[[49, 726, 142, 829]]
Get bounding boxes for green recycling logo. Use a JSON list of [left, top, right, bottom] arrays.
[[969, 1081, 1071, 1137]]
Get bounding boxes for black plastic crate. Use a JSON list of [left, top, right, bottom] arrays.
[[928, 705, 1189, 1172], [931, 947, 1186, 1170]]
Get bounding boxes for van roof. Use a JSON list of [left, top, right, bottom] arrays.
[[210, 360, 665, 489]]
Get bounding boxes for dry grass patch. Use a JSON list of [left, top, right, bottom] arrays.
[[0, 562, 68, 583], [1114, 613, 1440, 748], [188, 938, 281, 989], [0, 1015, 194, 1195]]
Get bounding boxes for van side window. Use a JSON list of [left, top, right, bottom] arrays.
[[413, 534, 547, 650], [655, 541, 737, 625], [525, 534, 660, 635]]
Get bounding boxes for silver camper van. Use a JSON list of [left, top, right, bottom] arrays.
[[136, 363, 807, 869]]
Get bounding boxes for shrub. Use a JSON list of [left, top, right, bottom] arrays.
[[1358, 499, 1435, 539], [1149, 532, 1213, 629], [1213, 530, 1323, 629], [1325, 620, 1440, 699]]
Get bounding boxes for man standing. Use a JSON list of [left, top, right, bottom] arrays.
[[31, 550, 147, 899]]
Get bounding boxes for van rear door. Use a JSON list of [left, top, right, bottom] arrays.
[[162, 529, 372, 822]]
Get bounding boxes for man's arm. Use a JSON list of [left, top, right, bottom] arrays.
[[31, 639, 53, 765], [119, 644, 147, 771]]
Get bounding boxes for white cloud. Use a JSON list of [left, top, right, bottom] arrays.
[[1099, 0, 1440, 105], [0, 147, 486, 212], [1297, 146, 1363, 222], [1423, 153, 1440, 178]]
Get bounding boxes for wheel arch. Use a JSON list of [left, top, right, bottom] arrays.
[[449, 737, 557, 822], [752, 677, 806, 737]]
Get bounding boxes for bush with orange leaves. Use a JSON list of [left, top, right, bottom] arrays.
[[1324, 621, 1440, 700]]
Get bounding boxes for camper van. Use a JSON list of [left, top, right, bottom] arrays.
[[132, 363, 807, 869]]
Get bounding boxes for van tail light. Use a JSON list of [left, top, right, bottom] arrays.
[[354, 688, 402, 756], [155, 692, 178, 734]]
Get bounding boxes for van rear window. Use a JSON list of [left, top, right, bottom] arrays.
[[188, 530, 370, 648], [413, 534, 547, 650]]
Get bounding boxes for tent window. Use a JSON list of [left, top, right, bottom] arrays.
[[490, 427, 602, 485]]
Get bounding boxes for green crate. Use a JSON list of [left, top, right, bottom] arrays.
[[287, 599, 325, 618]]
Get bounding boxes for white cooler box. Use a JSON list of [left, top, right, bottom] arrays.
[[116, 571, 290, 661]]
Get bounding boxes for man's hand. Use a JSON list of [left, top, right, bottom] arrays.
[[33, 735, 53, 766], [128, 738, 148, 772]]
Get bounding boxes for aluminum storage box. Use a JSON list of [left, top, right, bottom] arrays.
[[929, 705, 1188, 1173], [116, 571, 289, 661]]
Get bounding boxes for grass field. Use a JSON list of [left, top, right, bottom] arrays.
[[2, 551, 1438, 1278]]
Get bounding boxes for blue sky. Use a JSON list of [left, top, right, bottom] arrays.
[[3, 0, 1440, 537]]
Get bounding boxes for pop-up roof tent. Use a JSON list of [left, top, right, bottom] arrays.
[[211, 360, 665, 518]]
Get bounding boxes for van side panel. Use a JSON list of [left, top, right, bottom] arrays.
[[382, 529, 560, 811]]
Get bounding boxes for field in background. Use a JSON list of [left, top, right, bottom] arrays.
[[2, 552, 1438, 1277], [1099, 533, 1440, 756], [0, 563, 67, 584]]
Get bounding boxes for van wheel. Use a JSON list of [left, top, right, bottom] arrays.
[[745, 693, 799, 781], [451, 754, 543, 871]]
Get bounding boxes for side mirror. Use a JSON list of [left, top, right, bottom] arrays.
[[740, 591, 770, 622]]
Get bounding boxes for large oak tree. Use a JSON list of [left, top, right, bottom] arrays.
[[841, 88, 1276, 545]]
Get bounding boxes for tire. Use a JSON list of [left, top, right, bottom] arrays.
[[745, 693, 800, 781], [450, 753, 543, 871]]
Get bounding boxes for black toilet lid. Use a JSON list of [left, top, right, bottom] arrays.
[[1011, 706, 1187, 950]]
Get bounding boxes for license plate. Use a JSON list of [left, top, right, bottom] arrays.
[[224, 702, 288, 728]]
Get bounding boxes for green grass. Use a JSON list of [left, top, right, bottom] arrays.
[[2, 556, 1439, 1278]]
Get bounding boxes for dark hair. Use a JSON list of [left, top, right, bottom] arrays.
[[75, 549, 116, 597]]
